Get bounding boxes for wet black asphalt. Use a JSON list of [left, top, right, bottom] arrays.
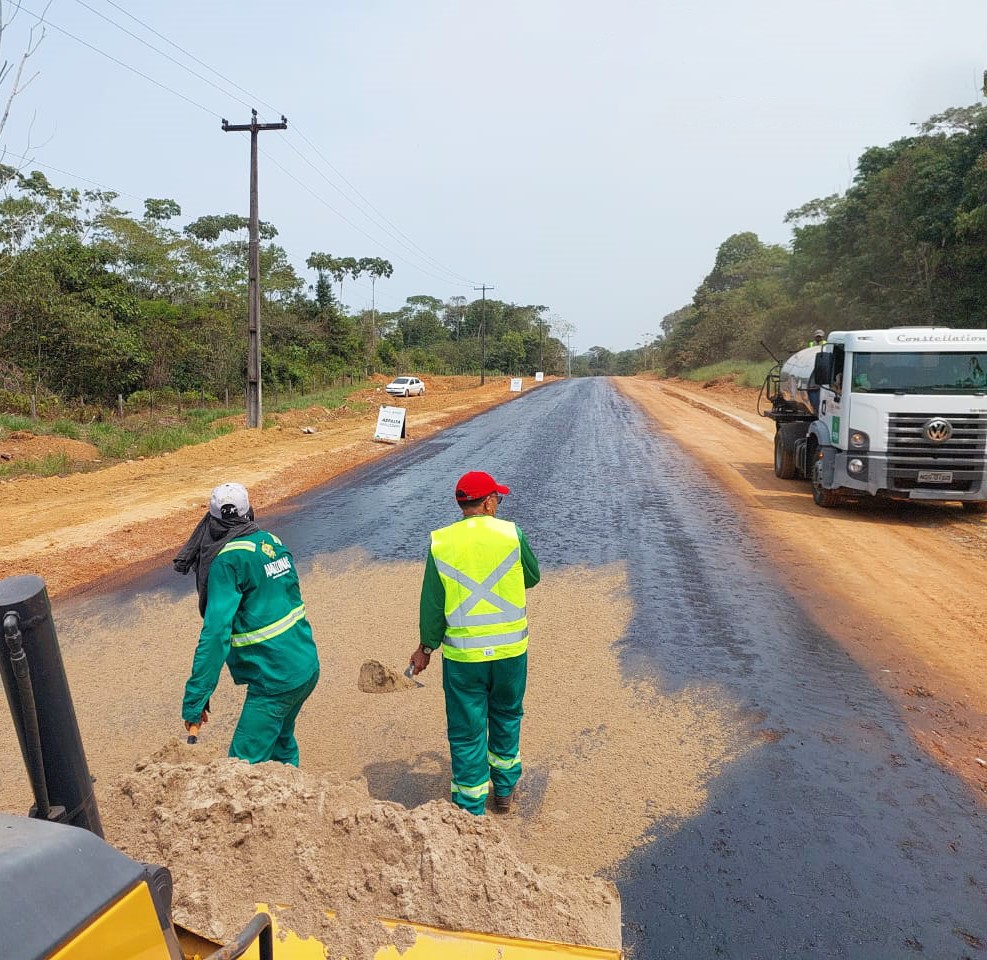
[[84, 377, 987, 958]]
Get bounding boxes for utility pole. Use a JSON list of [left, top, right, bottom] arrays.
[[551, 316, 573, 379], [474, 284, 493, 385], [222, 109, 287, 428]]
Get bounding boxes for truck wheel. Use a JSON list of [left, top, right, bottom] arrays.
[[961, 500, 987, 514], [811, 459, 842, 508], [774, 430, 797, 479]]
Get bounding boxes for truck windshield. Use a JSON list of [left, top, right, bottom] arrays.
[[850, 352, 987, 394]]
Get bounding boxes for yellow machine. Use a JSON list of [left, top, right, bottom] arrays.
[[0, 574, 620, 960]]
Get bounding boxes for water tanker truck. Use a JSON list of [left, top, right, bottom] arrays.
[[760, 327, 987, 511]]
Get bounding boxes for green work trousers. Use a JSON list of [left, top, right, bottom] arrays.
[[442, 652, 527, 815], [229, 669, 319, 765]]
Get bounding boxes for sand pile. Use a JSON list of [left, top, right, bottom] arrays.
[[108, 742, 621, 959], [357, 659, 418, 694]]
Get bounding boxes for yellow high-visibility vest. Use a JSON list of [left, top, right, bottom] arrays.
[[430, 515, 528, 663]]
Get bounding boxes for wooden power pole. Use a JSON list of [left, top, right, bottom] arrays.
[[474, 284, 494, 385], [222, 109, 287, 428]]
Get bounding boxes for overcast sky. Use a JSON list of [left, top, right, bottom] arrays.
[[3, 0, 987, 353]]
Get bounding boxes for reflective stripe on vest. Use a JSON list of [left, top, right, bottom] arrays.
[[433, 549, 525, 627], [430, 517, 528, 663], [230, 603, 307, 648], [219, 540, 256, 555]]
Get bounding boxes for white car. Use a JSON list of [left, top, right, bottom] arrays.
[[385, 376, 426, 397]]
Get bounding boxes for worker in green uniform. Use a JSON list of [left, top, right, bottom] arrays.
[[175, 482, 320, 765], [409, 470, 540, 815]]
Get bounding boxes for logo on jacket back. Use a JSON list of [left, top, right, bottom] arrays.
[[260, 542, 290, 579], [264, 556, 292, 579]]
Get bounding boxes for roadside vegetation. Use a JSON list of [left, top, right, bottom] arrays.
[[654, 103, 987, 377], [679, 361, 774, 390], [0, 381, 367, 478], [3, 97, 986, 462]]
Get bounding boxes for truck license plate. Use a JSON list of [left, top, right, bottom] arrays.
[[918, 470, 953, 483]]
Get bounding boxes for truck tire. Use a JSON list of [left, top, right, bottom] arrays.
[[961, 500, 987, 514], [811, 458, 843, 508], [774, 430, 797, 479]]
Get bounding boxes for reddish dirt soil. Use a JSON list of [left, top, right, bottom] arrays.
[[615, 375, 987, 800], [0, 375, 540, 598]]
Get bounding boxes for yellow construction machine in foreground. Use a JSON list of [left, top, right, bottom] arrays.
[[0, 574, 621, 960]]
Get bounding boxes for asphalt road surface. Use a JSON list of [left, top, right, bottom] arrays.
[[73, 378, 987, 958]]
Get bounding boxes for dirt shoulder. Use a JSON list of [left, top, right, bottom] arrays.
[[0, 375, 548, 599], [614, 375, 987, 799]]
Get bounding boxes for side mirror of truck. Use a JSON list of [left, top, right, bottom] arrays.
[[813, 352, 834, 387]]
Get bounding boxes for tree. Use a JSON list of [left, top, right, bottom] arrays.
[[358, 256, 393, 356]]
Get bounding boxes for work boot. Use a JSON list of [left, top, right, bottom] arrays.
[[493, 790, 514, 814]]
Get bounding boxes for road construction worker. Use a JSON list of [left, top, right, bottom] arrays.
[[175, 482, 320, 765], [409, 470, 540, 816], [808, 329, 827, 347]]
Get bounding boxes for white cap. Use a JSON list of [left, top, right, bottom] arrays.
[[209, 482, 250, 519]]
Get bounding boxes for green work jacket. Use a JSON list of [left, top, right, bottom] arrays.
[[182, 530, 319, 723], [419, 515, 540, 662]]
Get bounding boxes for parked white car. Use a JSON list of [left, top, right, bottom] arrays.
[[385, 376, 426, 397]]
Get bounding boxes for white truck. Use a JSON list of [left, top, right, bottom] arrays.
[[761, 327, 987, 511]]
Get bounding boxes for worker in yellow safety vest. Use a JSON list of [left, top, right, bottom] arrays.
[[408, 471, 540, 815]]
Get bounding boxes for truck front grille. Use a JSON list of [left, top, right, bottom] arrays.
[[886, 412, 987, 491]]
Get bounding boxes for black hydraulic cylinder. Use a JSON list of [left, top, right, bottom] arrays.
[[0, 575, 103, 837]]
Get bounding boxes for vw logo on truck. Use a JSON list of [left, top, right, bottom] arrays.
[[922, 418, 952, 442]]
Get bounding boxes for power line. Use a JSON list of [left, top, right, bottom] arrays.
[[278, 135, 476, 286], [74, 0, 476, 285], [20, 0, 479, 290], [18, 4, 218, 118], [95, 0, 283, 116], [289, 125, 478, 285], [69, 0, 256, 113], [260, 144, 474, 288], [0, 149, 146, 202]]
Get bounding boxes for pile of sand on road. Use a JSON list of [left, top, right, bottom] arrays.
[[108, 742, 621, 959]]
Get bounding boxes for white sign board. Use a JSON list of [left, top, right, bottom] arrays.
[[509, 378, 523, 393], [374, 405, 407, 443], [534, 371, 544, 382]]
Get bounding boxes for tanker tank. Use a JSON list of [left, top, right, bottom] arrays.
[[777, 345, 823, 415]]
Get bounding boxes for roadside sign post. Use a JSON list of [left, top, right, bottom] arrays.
[[509, 378, 523, 393], [374, 406, 407, 443]]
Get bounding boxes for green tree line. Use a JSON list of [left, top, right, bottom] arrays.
[[0, 167, 567, 410], [658, 102, 987, 374]]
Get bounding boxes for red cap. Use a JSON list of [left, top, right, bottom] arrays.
[[455, 470, 510, 502]]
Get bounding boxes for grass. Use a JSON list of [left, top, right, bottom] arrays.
[[0, 380, 370, 479], [265, 384, 360, 414], [680, 360, 774, 389], [0, 452, 72, 479]]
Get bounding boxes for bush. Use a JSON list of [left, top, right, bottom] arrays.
[[681, 360, 774, 389]]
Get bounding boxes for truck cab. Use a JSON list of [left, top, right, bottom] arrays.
[[765, 328, 987, 510]]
